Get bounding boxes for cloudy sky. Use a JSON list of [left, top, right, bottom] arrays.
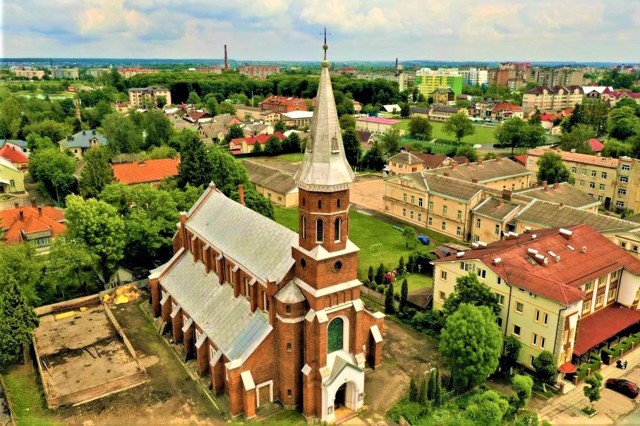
[[1, 0, 639, 62]]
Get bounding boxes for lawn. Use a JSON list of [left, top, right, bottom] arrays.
[[273, 206, 451, 291], [275, 152, 304, 163], [395, 119, 498, 145]]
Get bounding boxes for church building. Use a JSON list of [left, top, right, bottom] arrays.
[[148, 41, 385, 423]]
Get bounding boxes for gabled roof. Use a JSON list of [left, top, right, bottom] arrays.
[[395, 172, 484, 202], [473, 196, 521, 220], [230, 131, 285, 147], [0, 204, 66, 245], [156, 249, 272, 363], [492, 102, 523, 113], [60, 129, 107, 149], [0, 144, 28, 163], [589, 138, 604, 152], [381, 104, 401, 113], [426, 158, 530, 183], [0, 139, 27, 149], [436, 225, 640, 306], [356, 116, 400, 125], [0, 156, 19, 171], [527, 148, 618, 168], [356, 130, 373, 144], [431, 106, 459, 114], [185, 186, 298, 283], [112, 158, 179, 185], [243, 160, 297, 195], [515, 182, 600, 209], [198, 122, 228, 138], [275, 280, 306, 303]]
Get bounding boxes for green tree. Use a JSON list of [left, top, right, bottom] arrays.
[[79, 147, 115, 199], [439, 304, 502, 392], [241, 186, 275, 220], [252, 140, 263, 154], [454, 145, 478, 162], [532, 350, 557, 386], [342, 128, 362, 167], [529, 109, 542, 126], [208, 147, 249, 195], [83, 100, 114, 128], [0, 96, 22, 139], [187, 91, 201, 105], [0, 277, 38, 367], [217, 102, 237, 115], [403, 226, 417, 249], [177, 132, 213, 188], [101, 113, 143, 154], [602, 139, 631, 158], [0, 243, 44, 305], [65, 195, 126, 283], [274, 120, 286, 132], [464, 390, 509, 426], [495, 117, 529, 153], [26, 133, 55, 152], [283, 132, 301, 153], [608, 106, 640, 141], [264, 135, 282, 155], [147, 145, 178, 159], [29, 148, 77, 204], [419, 375, 429, 404], [142, 109, 174, 149], [23, 119, 70, 143], [408, 116, 433, 140], [443, 112, 475, 143], [427, 369, 436, 401], [224, 124, 245, 143], [582, 99, 609, 137], [367, 266, 374, 284], [380, 127, 402, 156], [375, 263, 385, 285], [361, 141, 385, 170], [536, 152, 572, 184], [503, 335, 522, 374], [400, 102, 411, 118], [512, 374, 534, 414], [399, 278, 409, 313], [442, 273, 501, 318], [433, 369, 443, 407], [43, 237, 99, 300], [339, 114, 356, 130], [408, 377, 419, 402], [561, 103, 584, 134], [583, 372, 603, 410], [205, 96, 219, 116], [559, 124, 595, 154], [385, 282, 395, 314], [156, 95, 167, 109]]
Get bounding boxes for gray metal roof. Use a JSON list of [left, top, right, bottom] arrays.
[[295, 62, 354, 192], [60, 130, 107, 149], [275, 280, 306, 304], [186, 187, 298, 283], [158, 250, 272, 362]]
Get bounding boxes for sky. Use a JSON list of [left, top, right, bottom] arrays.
[[1, 0, 640, 62]]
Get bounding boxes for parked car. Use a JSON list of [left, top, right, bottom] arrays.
[[606, 378, 640, 398]]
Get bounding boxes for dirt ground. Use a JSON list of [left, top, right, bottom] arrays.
[[250, 157, 300, 175], [363, 319, 443, 416], [349, 176, 385, 213]]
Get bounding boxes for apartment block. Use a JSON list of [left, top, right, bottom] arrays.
[[12, 68, 44, 80], [460, 68, 488, 86], [239, 65, 280, 79], [51, 68, 79, 80], [128, 87, 172, 108], [522, 86, 584, 111], [415, 68, 463, 98]]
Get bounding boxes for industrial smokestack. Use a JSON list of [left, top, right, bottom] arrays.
[[224, 45, 228, 70]]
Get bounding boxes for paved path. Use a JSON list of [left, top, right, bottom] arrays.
[[540, 347, 640, 424], [350, 177, 385, 213]]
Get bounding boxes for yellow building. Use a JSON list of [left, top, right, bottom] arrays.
[[242, 160, 298, 207], [128, 87, 172, 108], [386, 152, 462, 175], [427, 157, 532, 191], [13, 68, 44, 79], [0, 157, 25, 194], [434, 225, 640, 384], [522, 86, 584, 111]]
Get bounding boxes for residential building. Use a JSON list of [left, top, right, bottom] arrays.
[[128, 87, 172, 108], [381, 104, 401, 114], [427, 157, 531, 191], [147, 54, 384, 422], [229, 132, 286, 155], [432, 88, 455, 105], [0, 200, 66, 252], [515, 182, 600, 213], [525, 148, 619, 209], [236, 106, 264, 121], [51, 68, 79, 79], [386, 152, 467, 175], [213, 114, 242, 127], [608, 91, 640, 107], [281, 111, 313, 128], [460, 68, 488, 86], [532, 68, 585, 87], [117, 68, 159, 78], [198, 123, 228, 144], [433, 225, 640, 380], [356, 131, 374, 150], [243, 123, 274, 138], [112, 158, 180, 186], [184, 110, 213, 124], [86, 68, 110, 78], [429, 106, 466, 122], [243, 160, 299, 207], [415, 68, 463, 97], [195, 66, 223, 74], [59, 129, 108, 160], [12, 67, 44, 79], [355, 117, 400, 133], [0, 143, 29, 170], [0, 139, 28, 156], [0, 157, 25, 194], [522, 86, 584, 111], [409, 107, 430, 118], [491, 102, 524, 121], [114, 101, 130, 114], [355, 72, 408, 92], [260, 96, 307, 113], [239, 65, 280, 79]]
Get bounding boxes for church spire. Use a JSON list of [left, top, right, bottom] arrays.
[[294, 32, 354, 193]]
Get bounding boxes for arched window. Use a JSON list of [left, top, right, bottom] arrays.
[[301, 216, 306, 239], [328, 317, 344, 353], [334, 218, 341, 242], [316, 219, 324, 242]]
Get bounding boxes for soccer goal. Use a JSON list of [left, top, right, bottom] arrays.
[[369, 243, 385, 257]]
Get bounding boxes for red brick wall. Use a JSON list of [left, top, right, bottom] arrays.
[[298, 189, 350, 252]]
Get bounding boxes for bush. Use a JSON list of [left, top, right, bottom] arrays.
[[411, 310, 444, 336], [377, 285, 385, 294], [387, 400, 431, 424]]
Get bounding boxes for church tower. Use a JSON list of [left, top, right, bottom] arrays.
[[285, 31, 384, 424]]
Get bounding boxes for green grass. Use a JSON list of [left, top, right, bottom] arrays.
[[250, 409, 306, 425], [273, 206, 450, 292], [395, 119, 498, 144], [274, 153, 304, 163], [1, 364, 63, 426]]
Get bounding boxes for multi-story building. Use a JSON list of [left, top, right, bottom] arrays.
[[355, 72, 408, 92], [533, 68, 585, 87], [355, 117, 400, 134], [128, 87, 172, 108], [427, 158, 531, 191], [239, 65, 280, 79], [415, 68, 463, 97], [0, 200, 66, 252], [522, 86, 584, 111], [281, 111, 314, 128], [0, 157, 24, 194], [432, 88, 455, 104], [433, 225, 640, 383], [87, 68, 110, 78], [460, 68, 488, 87], [12, 67, 44, 80], [51, 68, 79, 80], [117, 68, 159, 78], [260, 96, 307, 114], [491, 102, 524, 121], [428, 106, 466, 122], [196, 66, 223, 74], [386, 152, 468, 175], [243, 160, 298, 207], [59, 129, 108, 160], [148, 53, 384, 422]]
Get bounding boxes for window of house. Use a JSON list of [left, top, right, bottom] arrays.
[[585, 281, 593, 292], [620, 176, 629, 183], [608, 288, 617, 302], [516, 302, 524, 313], [287, 342, 292, 352], [543, 313, 548, 325], [596, 294, 604, 306], [428, 217, 433, 226], [316, 219, 324, 242], [497, 317, 503, 327], [571, 167, 577, 173], [410, 210, 414, 219], [534, 309, 540, 322], [497, 276, 502, 284], [495, 224, 500, 235], [541, 337, 546, 349], [337, 199, 341, 208], [428, 201, 434, 211], [418, 213, 422, 222], [589, 182, 595, 189], [532, 333, 538, 346], [599, 184, 605, 191], [318, 200, 322, 209], [473, 234, 480, 242], [456, 226, 462, 236], [634, 245, 639, 252], [580, 169, 586, 175], [411, 195, 415, 204], [478, 269, 486, 278], [443, 205, 448, 216], [602, 172, 608, 179], [287, 389, 292, 397], [334, 218, 341, 242], [441, 222, 446, 231], [301, 216, 306, 239], [621, 242, 628, 249], [513, 325, 521, 336], [457, 210, 462, 220], [618, 188, 627, 196], [476, 218, 481, 228], [622, 164, 630, 171], [496, 293, 505, 305], [617, 201, 625, 208], [439, 291, 446, 300], [441, 271, 447, 280], [418, 198, 423, 207], [402, 208, 406, 216], [579, 180, 585, 187], [327, 318, 344, 353], [583, 300, 591, 313], [591, 170, 597, 177]]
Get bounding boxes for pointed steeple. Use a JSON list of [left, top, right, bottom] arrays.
[[295, 34, 355, 193]]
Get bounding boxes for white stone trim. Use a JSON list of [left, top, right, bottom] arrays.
[[170, 304, 181, 319], [255, 380, 274, 408], [195, 332, 207, 349], [182, 317, 193, 333], [370, 325, 383, 343], [276, 314, 305, 323], [301, 364, 312, 376], [295, 277, 361, 298], [241, 371, 255, 391]]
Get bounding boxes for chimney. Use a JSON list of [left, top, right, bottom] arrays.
[[19, 209, 24, 221], [471, 178, 478, 183], [238, 184, 245, 206], [31, 197, 36, 208], [38, 206, 42, 216], [13, 202, 19, 209], [224, 44, 229, 70], [502, 189, 512, 201], [138, 160, 145, 166], [553, 182, 560, 189], [559, 228, 573, 239], [542, 180, 548, 191]]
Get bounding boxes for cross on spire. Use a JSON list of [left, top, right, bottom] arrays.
[[322, 27, 330, 61]]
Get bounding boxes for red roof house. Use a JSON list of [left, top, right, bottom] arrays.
[[491, 102, 524, 120], [588, 138, 604, 152], [229, 131, 286, 155], [112, 158, 180, 185], [0, 144, 29, 169], [0, 201, 66, 250]]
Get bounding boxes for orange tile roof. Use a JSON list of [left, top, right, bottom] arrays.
[[230, 131, 285, 147], [436, 224, 640, 305], [527, 148, 619, 168], [1, 205, 66, 244], [0, 144, 28, 164], [112, 158, 180, 185], [573, 305, 640, 355]]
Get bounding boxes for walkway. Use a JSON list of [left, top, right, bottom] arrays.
[[540, 346, 640, 424]]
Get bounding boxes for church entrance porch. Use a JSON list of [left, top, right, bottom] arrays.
[[321, 354, 364, 424]]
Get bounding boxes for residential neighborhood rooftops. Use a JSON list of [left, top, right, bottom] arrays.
[[356, 116, 400, 125], [527, 148, 619, 168], [230, 131, 285, 147], [589, 138, 604, 152], [0, 144, 29, 164], [515, 182, 600, 209], [472, 197, 521, 220], [491, 102, 523, 113], [427, 158, 530, 183], [60, 129, 107, 149], [112, 158, 180, 185], [243, 160, 297, 195], [0, 202, 66, 245]]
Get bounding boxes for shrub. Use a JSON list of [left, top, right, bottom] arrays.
[[411, 311, 444, 336], [387, 400, 431, 424]]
